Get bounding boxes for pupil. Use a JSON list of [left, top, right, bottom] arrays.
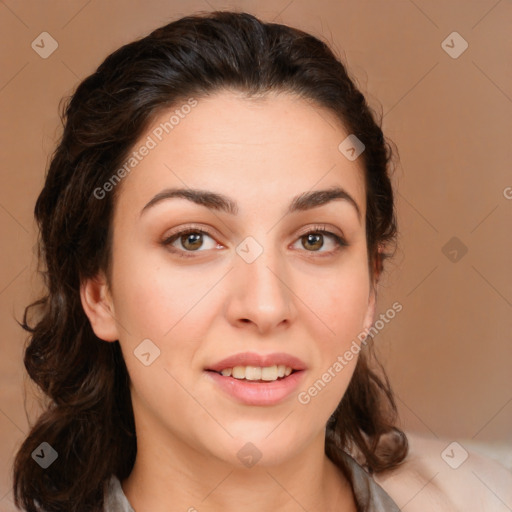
[[305, 233, 322, 251], [183, 232, 202, 250]]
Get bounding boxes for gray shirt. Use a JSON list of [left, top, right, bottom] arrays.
[[103, 452, 400, 511]]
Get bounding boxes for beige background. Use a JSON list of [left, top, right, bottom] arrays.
[[1, 0, 511, 509]]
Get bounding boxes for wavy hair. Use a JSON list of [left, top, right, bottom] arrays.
[[12, 10, 407, 511]]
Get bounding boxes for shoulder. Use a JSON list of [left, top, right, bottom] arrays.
[[372, 433, 512, 511], [103, 474, 135, 512]]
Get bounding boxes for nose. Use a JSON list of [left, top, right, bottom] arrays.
[[223, 238, 296, 335]]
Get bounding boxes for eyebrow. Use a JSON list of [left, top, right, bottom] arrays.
[[140, 185, 361, 221]]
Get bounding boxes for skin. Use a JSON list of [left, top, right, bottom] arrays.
[[81, 89, 377, 512]]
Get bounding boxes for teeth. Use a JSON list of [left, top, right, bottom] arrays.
[[261, 365, 278, 380], [220, 365, 294, 381], [232, 366, 246, 379], [245, 366, 262, 380]]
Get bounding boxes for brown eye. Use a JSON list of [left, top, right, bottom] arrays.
[[179, 232, 204, 251], [302, 233, 324, 251], [162, 228, 220, 257], [292, 228, 347, 256]]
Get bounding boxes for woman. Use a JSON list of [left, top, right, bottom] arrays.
[[12, 10, 511, 512]]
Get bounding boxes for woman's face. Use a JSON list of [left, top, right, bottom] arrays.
[[85, 90, 376, 468]]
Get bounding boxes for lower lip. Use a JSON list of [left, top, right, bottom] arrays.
[[205, 370, 306, 406]]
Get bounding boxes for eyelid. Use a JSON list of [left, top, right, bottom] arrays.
[[295, 223, 345, 240], [161, 222, 348, 258], [160, 223, 222, 258], [162, 223, 345, 243], [162, 223, 218, 242], [291, 224, 348, 257]]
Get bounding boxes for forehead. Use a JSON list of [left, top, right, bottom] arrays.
[[114, 89, 367, 218]]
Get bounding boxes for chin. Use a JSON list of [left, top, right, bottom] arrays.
[[205, 429, 307, 469]]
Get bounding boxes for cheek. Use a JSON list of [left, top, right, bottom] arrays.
[[112, 248, 371, 348], [111, 235, 371, 352], [110, 251, 218, 381], [305, 259, 370, 342], [295, 269, 368, 416], [111, 248, 210, 338]]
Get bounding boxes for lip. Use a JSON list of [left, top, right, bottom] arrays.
[[205, 351, 307, 373], [204, 351, 307, 406], [205, 369, 306, 406]]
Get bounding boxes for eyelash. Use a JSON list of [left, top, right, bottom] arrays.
[[161, 224, 348, 259]]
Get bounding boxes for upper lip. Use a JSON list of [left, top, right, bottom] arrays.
[[206, 352, 307, 372]]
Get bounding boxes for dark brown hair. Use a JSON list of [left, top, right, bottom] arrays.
[[13, 10, 407, 511]]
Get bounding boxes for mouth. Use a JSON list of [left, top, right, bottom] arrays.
[[204, 352, 307, 405]]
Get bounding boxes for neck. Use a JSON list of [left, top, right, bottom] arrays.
[[121, 416, 356, 511]]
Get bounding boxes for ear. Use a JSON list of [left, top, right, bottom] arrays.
[[362, 284, 377, 336], [80, 272, 119, 342], [361, 249, 382, 334]]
